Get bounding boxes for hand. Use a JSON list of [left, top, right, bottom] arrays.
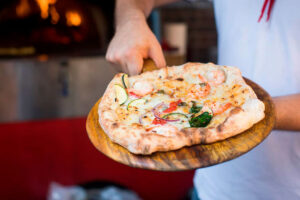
[[106, 19, 166, 75]]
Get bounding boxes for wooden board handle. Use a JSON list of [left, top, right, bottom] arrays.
[[142, 59, 158, 73]]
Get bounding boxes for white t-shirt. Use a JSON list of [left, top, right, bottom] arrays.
[[194, 0, 300, 199]]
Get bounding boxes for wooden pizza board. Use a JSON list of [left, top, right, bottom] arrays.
[[86, 59, 275, 171]]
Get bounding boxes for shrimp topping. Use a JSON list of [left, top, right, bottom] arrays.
[[188, 82, 211, 99], [128, 81, 153, 97], [198, 74, 207, 83], [209, 102, 232, 115], [206, 70, 226, 86]]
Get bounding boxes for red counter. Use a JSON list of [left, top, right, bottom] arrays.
[[0, 118, 194, 200]]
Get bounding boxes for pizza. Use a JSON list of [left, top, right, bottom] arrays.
[[98, 62, 265, 155]]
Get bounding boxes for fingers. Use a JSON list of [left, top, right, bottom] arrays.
[[106, 45, 128, 74], [126, 54, 144, 76], [149, 39, 166, 69], [105, 27, 165, 75], [107, 49, 143, 76]]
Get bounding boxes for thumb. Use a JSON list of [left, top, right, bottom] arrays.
[[149, 41, 166, 69]]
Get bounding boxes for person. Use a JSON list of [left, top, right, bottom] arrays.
[[106, 0, 300, 199]]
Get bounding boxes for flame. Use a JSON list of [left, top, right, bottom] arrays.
[[16, 0, 30, 18], [66, 11, 82, 26], [35, 0, 57, 19], [50, 6, 59, 24]]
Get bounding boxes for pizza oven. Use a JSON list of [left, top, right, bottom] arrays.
[[0, 0, 117, 122], [0, 0, 115, 58]]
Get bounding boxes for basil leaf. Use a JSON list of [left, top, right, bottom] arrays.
[[157, 90, 165, 94], [189, 101, 202, 113], [189, 112, 212, 127], [190, 106, 202, 114]]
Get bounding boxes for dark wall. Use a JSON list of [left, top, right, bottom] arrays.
[[160, 4, 217, 63]]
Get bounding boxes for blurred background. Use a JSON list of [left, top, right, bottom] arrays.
[[0, 0, 217, 199]]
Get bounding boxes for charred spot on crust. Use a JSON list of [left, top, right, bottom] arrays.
[[112, 122, 119, 128], [217, 123, 224, 133], [176, 77, 184, 81], [182, 128, 208, 143], [182, 128, 193, 136], [199, 129, 207, 143], [217, 107, 242, 132], [143, 145, 150, 154], [230, 107, 243, 115]]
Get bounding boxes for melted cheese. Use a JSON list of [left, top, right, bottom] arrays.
[[114, 64, 253, 136]]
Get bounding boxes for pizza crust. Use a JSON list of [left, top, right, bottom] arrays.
[[98, 63, 265, 155]]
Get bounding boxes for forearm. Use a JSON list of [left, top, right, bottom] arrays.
[[115, 0, 154, 30], [273, 94, 300, 131], [115, 0, 178, 30]]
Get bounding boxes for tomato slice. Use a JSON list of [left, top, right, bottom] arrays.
[[152, 118, 167, 125], [163, 99, 182, 113], [127, 90, 142, 98]]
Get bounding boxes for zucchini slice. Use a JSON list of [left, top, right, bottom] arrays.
[[162, 112, 188, 120], [114, 84, 128, 105], [122, 74, 129, 89], [127, 98, 146, 110]]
